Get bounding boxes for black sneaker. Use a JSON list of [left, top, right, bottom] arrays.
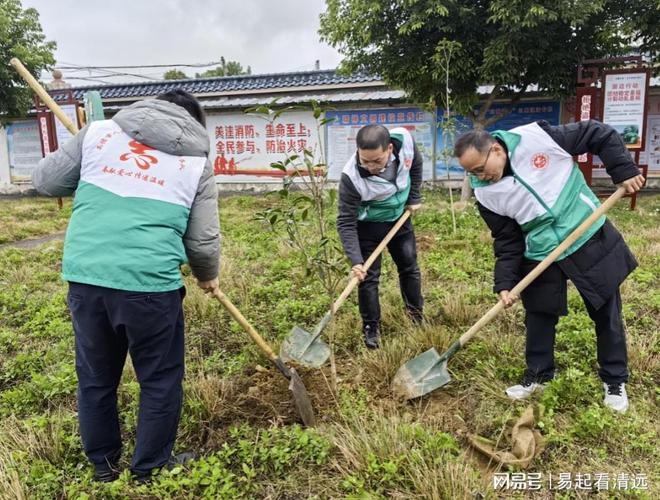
[[363, 324, 380, 350]]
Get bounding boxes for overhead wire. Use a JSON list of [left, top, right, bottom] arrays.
[[55, 61, 223, 70]]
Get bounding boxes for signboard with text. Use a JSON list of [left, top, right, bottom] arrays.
[[325, 107, 434, 181], [33, 90, 80, 157], [639, 94, 660, 171], [7, 120, 42, 182], [436, 100, 561, 178], [206, 110, 321, 183], [53, 104, 79, 150], [601, 69, 650, 150], [575, 87, 599, 165]]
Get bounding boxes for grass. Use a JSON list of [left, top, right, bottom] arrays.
[[0, 197, 72, 244], [0, 191, 658, 499]]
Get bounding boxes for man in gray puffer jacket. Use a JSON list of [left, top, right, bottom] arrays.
[[32, 90, 220, 482]]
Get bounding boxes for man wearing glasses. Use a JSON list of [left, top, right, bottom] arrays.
[[454, 119, 645, 413], [337, 124, 424, 349]]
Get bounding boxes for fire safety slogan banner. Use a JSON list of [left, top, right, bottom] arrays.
[[206, 110, 322, 183]]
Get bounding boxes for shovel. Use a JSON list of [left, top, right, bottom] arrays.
[[392, 187, 628, 400], [10, 57, 79, 134], [212, 289, 316, 426], [280, 209, 413, 368]]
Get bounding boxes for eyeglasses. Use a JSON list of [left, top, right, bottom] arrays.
[[359, 149, 390, 168], [468, 144, 493, 177]]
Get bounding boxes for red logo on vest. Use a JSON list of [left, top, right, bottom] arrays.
[[532, 153, 549, 170], [120, 140, 159, 170]]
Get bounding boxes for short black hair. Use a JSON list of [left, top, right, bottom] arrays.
[[156, 89, 206, 127], [453, 129, 494, 158], [356, 124, 390, 150]]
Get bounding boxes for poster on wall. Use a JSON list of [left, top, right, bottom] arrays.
[[7, 120, 42, 182], [206, 110, 322, 183], [325, 107, 434, 181], [639, 94, 660, 171], [436, 100, 561, 178], [53, 104, 79, 150], [601, 70, 650, 150], [644, 115, 660, 173]]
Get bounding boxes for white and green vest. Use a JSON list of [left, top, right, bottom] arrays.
[[343, 127, 415, 222], [62, 120, 206, 291], [471, 122, 604, 261]]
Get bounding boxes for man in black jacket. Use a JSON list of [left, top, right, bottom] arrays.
[[454, 119, 644, 413], [337, 124, 424, 349]]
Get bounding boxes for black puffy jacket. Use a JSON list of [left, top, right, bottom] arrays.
[[478, 120, 639, 312]]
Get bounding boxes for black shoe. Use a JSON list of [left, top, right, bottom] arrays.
[[131, 451, 197, 483], [132, 472, 152, 484], [94, 468, 119, 483], [363, 324, 380, 350], [93, 451, 121, 483], [407, 308, 424, 325]]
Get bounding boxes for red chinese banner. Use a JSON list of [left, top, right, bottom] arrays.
[[206, 111, 321, 182]]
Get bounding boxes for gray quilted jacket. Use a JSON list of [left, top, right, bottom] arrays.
[[32, 99, 220, 282]]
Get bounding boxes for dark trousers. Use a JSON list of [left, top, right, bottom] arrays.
[[524, 277, 628, 384], [67, 282, 186, 476], [357, 218, 423, 327]]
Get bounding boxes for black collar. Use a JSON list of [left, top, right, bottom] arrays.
[[495, 137, 513, 178]]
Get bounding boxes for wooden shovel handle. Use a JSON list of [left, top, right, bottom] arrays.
[[10, 58, 79, 134], [457, 187, 627, 347], [332, 209, 412, 313], [212, 289, 278, 362]]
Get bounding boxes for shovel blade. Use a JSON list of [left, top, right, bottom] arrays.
[[280, 326, 331, 368], [288, 367, 316, 427], [391, 348, 452, 400]]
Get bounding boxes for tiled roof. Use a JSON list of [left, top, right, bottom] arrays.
[[201, 90, 406, 108], [97, 90, 407, 113], [47, 70, 660, 109], [56, 70, 383, 102]]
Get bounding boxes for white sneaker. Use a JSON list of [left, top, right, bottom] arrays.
[[603, 383, 629, 413], [505, 379, 546, 400]]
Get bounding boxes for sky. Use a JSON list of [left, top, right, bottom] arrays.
[[21, 0, 344, 85]]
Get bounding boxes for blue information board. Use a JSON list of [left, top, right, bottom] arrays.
[[326, 107, 434, 180], [436, 100, 561, 178]]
